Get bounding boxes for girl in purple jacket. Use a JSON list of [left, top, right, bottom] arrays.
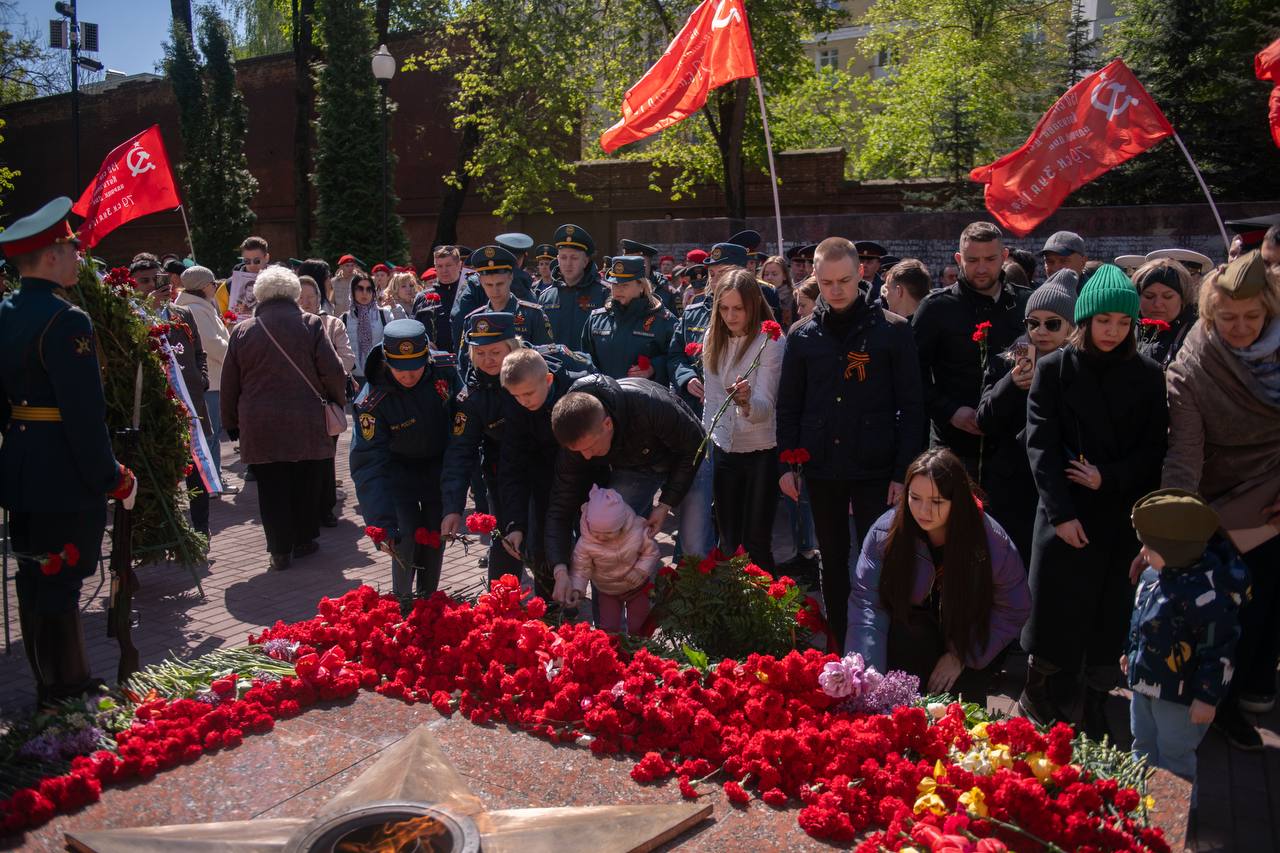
[[847, 448, 1030, 705]]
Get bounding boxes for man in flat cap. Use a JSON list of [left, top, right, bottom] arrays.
[[0, 197, 138, 704]]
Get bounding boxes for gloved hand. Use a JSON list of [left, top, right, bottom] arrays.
[[552, 565, 571, 603]]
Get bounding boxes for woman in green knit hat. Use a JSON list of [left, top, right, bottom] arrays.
[[1018, 264, 1169, 742]]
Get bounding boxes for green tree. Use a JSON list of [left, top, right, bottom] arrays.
[[843, 0, 1066, 188], [401, 0, 597, 245], [164, 8, 259, 274], [1062, 0, 1096, 89], [311, 0, 407, 264], [1081, 0, 1280, 205]]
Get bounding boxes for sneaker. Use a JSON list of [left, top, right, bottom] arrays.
[[1213, 704, 1263, 751], [1238, 693, 1276, 714]]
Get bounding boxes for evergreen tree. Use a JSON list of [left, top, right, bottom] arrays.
[[1082, 0, 1280, 205], [1063, 0, 1097, 89], [311, 0, 407, 265], [164, 9, 258, 275]]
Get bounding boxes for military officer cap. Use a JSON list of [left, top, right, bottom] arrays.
[[605, 255, 646, 284], [685, 264, 709, 289], [854, 240, 887, 258], [533, 243, 557, 261], [727, 229, 761, 251], [469, 245, 517, 274], [1145, 248, 1213, 276], [464, 311, 517, 346], [554, 223, 595, 256], [749, 251, 768, 264], [1218, 250, 1268, 299], [879, 255, 901, 273], [1131, 488, 1220, 568], [495, 232, 534, 255], [0, 196, 79, 259], [1225, 213, 1280, 251], [382, 318, 431, 370], [619, 238, 658, 257], [1114, 254, 1146, 275], [799, 244, 818, 260], [707, 242, 748, 267]]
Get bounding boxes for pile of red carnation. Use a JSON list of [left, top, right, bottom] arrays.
[[0, 582, 1169, 852]]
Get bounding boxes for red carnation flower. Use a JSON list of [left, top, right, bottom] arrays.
[[635, 355, 652, 371], [222, 311, 237, 323], [684, 342, 703, 358], [465, 513, 498, 536], [364, 526, 388, 545], [424, 292, 441, 303], [1140, 317, 1171, 332], [761, 320, 783, 341], [40, 553, 63, 576], [971, 320, 993, 343], [62, 543, 80, 567], [414, 528, 442, 548], [792, 448, 811, 464], [723, 780, 751, 805]]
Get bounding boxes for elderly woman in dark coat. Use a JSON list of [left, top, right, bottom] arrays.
[[1018, 265, 1168, 742], [222, 266, 347, 571], [1162, 249, 1280, 751]]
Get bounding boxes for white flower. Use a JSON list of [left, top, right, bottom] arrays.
[[544, 657, 563, 682], [927, 702, 947, 720]]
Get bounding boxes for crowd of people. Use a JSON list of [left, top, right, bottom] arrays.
[[2, 195, 1279, 804]]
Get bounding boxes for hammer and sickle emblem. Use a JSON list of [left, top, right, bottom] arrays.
[[1090, 76, 1139, 121], [844, 351, 870, 382], [126, 140, 156, 177], [712, 0, 742, 30]]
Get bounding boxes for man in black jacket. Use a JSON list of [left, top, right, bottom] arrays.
[[775, 236, 924, 651], [544, 374, 704, 594], [910, 221, 1028, 475]]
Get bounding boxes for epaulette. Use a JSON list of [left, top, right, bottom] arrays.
[[430, 349, 457, 367], [516, 298, 542, 310], [589, 306, 609, 315], [355, 387, 388, 412]]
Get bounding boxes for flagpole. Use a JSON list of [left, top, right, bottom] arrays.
[[751, 75, 785, 255], [177, 204, 197, 262], [1170, 132, 1230, 253]]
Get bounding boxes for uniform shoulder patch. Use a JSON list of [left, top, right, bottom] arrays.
[[589, 306, 608, 315], [70, 330, 95, 356], [452, 411, 467, 436], [356, 388, 387, 412], [358, 412, 377, 440]]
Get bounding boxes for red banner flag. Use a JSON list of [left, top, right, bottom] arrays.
[[71, 125, 181, 248], [1256, 38, 1280, 148], [969, 60, 1173, 236], [599, 0, 758, 154]]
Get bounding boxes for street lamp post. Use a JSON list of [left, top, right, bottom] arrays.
[[371, 45, 395, 263]]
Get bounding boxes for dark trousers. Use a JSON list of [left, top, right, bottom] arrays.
[[185, 466, 209, 535], [888, 606, 1006, 706], [1022, 504, 1136, 697], [252, 459, 325, 555], [11, 508, 104, 613], [482, 469, 522, 583], [806, 476, 891, 651], [320, 437, 339, 519], [713, 447, 779, 572], [1231, 536, 1280, 699]]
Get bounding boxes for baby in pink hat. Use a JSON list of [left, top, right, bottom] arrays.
[[558, 485, 660, 634]]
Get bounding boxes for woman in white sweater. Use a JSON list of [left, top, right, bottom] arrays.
[[701, 269, 784, 571]]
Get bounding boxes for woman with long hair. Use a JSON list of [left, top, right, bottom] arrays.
[[760, 255, 794, 326], [581, 256, 676, 382], [848, 448, 1030, 704], [1019, 264, 1168, 740], [701, 269, 783, 569]]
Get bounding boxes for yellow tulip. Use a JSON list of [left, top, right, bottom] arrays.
[[1026, 752, 1058, 782], [959, 786, 989, 818], [970, 721, 990, 740], [913, 792, 948, 816]]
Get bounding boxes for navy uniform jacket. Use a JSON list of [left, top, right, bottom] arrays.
[[537, 263, 609, 346], [582, 298, 676, 384], [413, 275, 473, 353], [497, 347, 595, 536], [666, 294, 711, 417], [0, 277, 121, 512], [1127, 538, 1249, 707], [457, 295, 553, 352], [439, 366, 510, 518], [450, 273, 537, 332], [349, 346, 462, 537]]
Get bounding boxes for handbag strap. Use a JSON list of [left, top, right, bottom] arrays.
[[259, 319, 327, 404]]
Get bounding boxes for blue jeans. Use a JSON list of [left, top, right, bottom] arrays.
[[675, 451, 716, 560], [204, 390, 222, 474], [607, 470, 665, 518], [1130, 692, 1208, 803]]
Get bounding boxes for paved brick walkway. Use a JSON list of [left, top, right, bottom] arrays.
[[2, 432, 1278, 850]]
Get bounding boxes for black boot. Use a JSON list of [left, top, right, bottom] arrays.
[[42, 611, 96, 704], [18, 601, 54, 707], [414, 565, 441, 599], [1018, 655, 1065, 726]]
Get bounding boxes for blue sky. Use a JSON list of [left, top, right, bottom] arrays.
[[11, 0, 173, 77]]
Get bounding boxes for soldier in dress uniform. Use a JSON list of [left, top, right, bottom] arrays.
[[533, 243, 557, 292], [451, 233, 538, 322], [619, 238, 677, 312], [439, 312, 526, 584], [0, 197, 137, 704], [349, 319, 461, 612], [457, 245, 553, 354], [582, 256, 676, 383], [537, 224, 609, 347], [707, 242, 782, 315], [727, 229, 763, 274]]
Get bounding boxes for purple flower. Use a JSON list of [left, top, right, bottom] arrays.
[[818, 652, 874, 699], [843, 669, 921, 715]]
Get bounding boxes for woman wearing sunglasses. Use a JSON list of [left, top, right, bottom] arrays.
[[976, 269, 1077, 564], [341, 271, 394, 390]]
